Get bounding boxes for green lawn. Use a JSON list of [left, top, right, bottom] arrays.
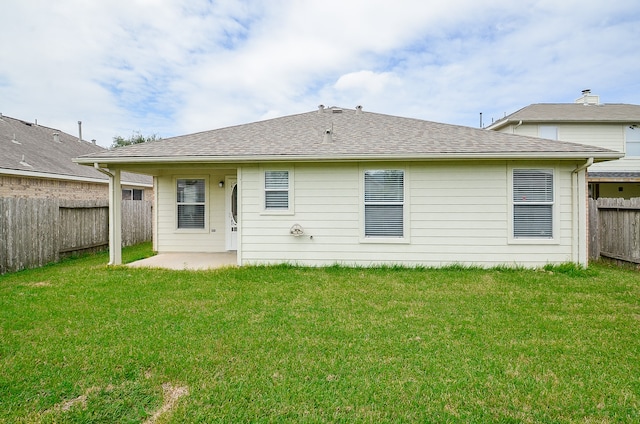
[[1, 243, 639, 423]]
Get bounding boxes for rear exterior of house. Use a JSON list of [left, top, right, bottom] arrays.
[[76, 107, 622, 268], [486, 91, 640, 199]]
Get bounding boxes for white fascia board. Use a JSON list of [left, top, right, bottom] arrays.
[[0, 168, 152, 187], [74, 151, 624, 166]]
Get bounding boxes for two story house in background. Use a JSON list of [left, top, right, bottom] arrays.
[[486, 90, 640, 199]]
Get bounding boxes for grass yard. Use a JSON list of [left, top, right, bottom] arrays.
[[1, 243, 639, 423]]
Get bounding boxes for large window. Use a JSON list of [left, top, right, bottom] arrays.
[[264, 171, 289, 210], [364, 170, 404, 237], [626, 125, 640, 156], [512, 169, 554, 239], [177, 179, 205, 229]]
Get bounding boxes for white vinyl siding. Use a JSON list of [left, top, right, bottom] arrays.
[[239, 162, 575, 268], [264, 170, 289, 210], [155, 171, 231, 253], [512, 169, 554, 239], [177, 179, 206, 229], [364, 170, 404, 237]]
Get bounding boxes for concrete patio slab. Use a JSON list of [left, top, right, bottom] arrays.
[[127, 252, 238, 270]]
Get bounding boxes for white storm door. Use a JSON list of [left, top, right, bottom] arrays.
[[226, 177, 238, 251]]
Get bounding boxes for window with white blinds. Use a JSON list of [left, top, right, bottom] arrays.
[[177, 179, 205, 229], [512, 169, 553, 238], [265, 171, 289, 210], [364, 170, 404, 237]]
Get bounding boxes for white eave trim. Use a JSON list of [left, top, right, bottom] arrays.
[[0, 168, 153, 187], [74, 151, 624, 165]]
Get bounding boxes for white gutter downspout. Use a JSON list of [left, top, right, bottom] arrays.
[[94, 163, 122, 265], [572, 158, 593, 267], [512, 120, 523, 134]]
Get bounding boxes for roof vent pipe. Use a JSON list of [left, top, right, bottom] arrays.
[[78, 120, 82, 142], [318, 104, 325, 114], [323, 128, 333, 143], [355, 105, 363, 114], [53, 133, 60, 143]]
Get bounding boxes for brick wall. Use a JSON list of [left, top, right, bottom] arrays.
[[0, 175, 108, 200]]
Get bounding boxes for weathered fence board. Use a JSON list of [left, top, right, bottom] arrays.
[[1, 198, 152, 274], [589, 197, 640, 265]]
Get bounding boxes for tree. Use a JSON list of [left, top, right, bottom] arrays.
[[110, 132, 161, 149]]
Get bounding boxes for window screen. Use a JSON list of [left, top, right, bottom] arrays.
[[177, 179, 205, 229], [513, 169, 553, 238], [364, 170, 404, 237], [265, 171, 289, 210]]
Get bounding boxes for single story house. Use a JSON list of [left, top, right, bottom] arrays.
[[0, 114, 152, 200], [75, 106, 622, 268]]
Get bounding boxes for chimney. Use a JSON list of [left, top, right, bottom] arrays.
[[92, 139, 96, 145], [78, 120, 82, 142], [575, 89, 599, 105]]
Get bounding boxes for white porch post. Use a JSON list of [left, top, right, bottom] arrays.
[[108, 168, 122, 265]]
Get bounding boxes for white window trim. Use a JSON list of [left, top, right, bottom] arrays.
[[359, 166, 410, 244], [174, 176, 209, 233], [625, 125, 640, 157], [538, 125, 558, 140], [507, 166, 559, 245], [260, 167, 295, 215]]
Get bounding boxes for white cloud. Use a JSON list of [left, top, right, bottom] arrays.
[[0, 0, 638, 146]]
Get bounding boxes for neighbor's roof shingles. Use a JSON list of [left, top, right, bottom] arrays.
[[0, 115, 151, 185], [487, 103, 640, 130], [76, 107, 622, 164]]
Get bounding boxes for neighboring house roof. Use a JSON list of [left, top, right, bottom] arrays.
[[487, 103, 640, 130], [76, 107, 622, 165], [0, 114, 151, 186]]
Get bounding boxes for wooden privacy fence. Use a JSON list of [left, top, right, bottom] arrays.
[[589, 197, 640, 264], [0, 198, 152, 274]]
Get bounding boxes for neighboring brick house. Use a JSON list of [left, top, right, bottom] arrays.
[[486, 91, 640, 199], [0, 114, 152, 200]]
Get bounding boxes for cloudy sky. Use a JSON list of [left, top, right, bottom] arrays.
[[1, 0, 639, 147]]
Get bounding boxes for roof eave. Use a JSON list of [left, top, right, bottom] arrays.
[[74, 151, 623, 166]]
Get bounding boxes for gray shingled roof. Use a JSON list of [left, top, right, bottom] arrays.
[[487, 103, 640, 130], [0, 115, 151, 185], [76, 107, 621, 164]]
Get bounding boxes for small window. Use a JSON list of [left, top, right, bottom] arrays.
[[539, 126, 558, 140], [265, 171, 289, 210], [513, 169, 554, 238], [364, 170, 404, 237], [177, 179, 205, 229], [122, 188, 143, 201], [625, 125, 640, 156]]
